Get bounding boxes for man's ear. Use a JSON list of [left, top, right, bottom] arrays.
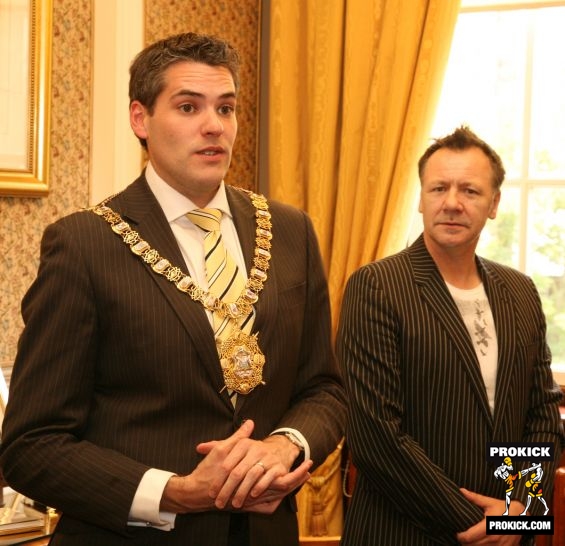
[[130, 101, 148, 140], [489, 189, 501, 220]]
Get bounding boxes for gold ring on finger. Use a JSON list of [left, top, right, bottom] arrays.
[[255, 460, 266, 471]]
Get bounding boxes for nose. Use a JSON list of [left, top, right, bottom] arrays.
[[443, 187, 462, 211], [202, 109, 224, 135]]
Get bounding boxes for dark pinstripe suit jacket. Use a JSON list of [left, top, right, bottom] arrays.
[[0, 175, 346, 546], [337, 235, 563, 546]]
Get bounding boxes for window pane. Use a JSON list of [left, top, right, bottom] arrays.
[[477, 187, 521, 269], [530, 8, 565, 178], [527, 187, 565, 366], [432, 11, 528, 179]]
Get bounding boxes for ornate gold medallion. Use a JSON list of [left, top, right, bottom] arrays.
[[219, 328, 265, 395]]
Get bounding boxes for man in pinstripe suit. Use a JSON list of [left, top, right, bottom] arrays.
[[0, 33, 345, 545], [337, 126, 563, 545]]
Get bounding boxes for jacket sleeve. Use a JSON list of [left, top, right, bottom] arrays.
[[0, 216, 147, 535], [514, 277, 564, 514], [263, 209, 346, 468]]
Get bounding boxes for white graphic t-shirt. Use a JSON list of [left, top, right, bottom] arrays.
[[446, 281, 498, 413]]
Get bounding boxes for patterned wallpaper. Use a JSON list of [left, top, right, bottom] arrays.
[[0, 0, 92, 380], [0, 0, 261, 381], [145, 0, 261, 192]]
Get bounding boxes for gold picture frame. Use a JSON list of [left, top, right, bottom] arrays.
[[0, 0, 52, 197]]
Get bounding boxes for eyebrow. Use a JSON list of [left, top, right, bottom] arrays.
[[172, 90, 237, 100]]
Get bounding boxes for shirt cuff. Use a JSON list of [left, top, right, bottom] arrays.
[[271, 427, 311, 462], [128, 468, 177, 531]]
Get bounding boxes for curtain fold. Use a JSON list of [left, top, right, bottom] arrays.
[[268, 0, 461, 329]]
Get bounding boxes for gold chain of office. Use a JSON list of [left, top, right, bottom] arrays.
[[88, 190, 272, 321]]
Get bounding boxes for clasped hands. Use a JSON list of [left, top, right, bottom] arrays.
[[161, 419, 312, 515]]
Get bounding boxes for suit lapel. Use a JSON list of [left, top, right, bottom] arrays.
[[114, 177, 232, 409], [410, 237, 493, 425], [479, 259, 517, 436]]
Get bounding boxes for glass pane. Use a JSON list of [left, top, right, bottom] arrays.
[[432, 11, 527, 179], [530, 8, 565, 179], [526, 187, 565, 367], [477, 187, 521, 269]]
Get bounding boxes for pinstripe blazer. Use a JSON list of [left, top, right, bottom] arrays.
[[0, 175, 346, 546], [337, 235, 563, 546]]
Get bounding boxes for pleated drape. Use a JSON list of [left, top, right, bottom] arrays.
[[268, 0, 461, 329]]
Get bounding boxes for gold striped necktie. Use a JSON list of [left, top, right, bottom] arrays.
[[186, 208, 255, 403], [186, 208, 253, 336]]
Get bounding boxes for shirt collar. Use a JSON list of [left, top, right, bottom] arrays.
[[145, 161, 232, 223]]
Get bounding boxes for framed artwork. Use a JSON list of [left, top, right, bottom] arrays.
[[0, 0, 52, 197]]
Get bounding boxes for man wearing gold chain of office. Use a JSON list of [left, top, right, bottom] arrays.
[[0, 32, 346, 546]]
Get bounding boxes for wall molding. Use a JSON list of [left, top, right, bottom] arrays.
[[90, 1, 143, 205]]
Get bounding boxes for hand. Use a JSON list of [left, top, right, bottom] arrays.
[[160, 419, 256, 513], [238, 458, 312, 514], [456, 488, 524, 545], [197, 425, 311, 511], [160, 420, 311, 514]]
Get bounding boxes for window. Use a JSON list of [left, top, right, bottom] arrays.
[[414, 1, 565, 384]]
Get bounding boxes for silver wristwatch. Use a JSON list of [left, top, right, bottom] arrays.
[[274, 431, 306, 468], [279, 431, 305, 452]]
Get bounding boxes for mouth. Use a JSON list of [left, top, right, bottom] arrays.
[[436, 221, 468, 231], [197, 146, 224, 156], [438, 219, 465, 227]]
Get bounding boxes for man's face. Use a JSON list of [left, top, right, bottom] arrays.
[[418, 147, 501, 255], [130, 61, 237, 206]]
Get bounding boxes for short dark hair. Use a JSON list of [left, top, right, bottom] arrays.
[[129, 32, 240, 147], [418, 125, 506, 189]]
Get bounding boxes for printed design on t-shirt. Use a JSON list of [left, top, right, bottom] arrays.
[[473, 299, 491, 356]]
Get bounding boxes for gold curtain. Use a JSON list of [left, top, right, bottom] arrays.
[[268, 0, 461, 328]]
